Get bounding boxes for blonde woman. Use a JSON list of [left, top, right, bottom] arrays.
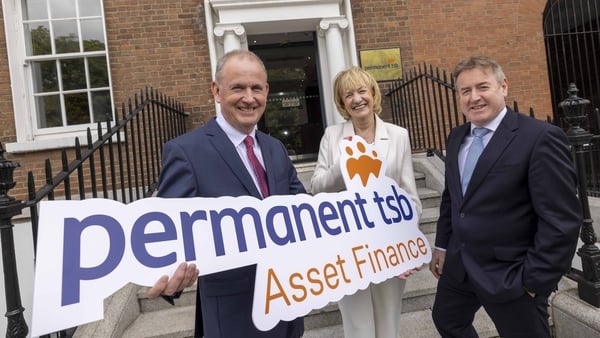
[[310, 66, 422, 338]]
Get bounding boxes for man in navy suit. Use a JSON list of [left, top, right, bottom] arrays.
[[429, 56, 582, 337], [146, 50, 305, 338]]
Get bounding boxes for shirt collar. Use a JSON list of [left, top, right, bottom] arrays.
[[471, 106, 507, 134], [216, 115, 257, 146]]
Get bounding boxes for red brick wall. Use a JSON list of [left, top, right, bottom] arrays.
[[352, 0, 415, 75], [352, 0, 552, 119], [105, 0, 213, 127], [0, 0, 555, 200], [404, 0, 552, 118]]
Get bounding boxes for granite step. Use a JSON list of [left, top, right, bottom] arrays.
[[303, 308, 500, 338]]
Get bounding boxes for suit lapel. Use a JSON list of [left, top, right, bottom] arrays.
[[206, 119, 262, 198], [374, 116, 390, 160], [342, 121, 354, 139], [463, 109, 518, 201], [448, 124, 470, 201]]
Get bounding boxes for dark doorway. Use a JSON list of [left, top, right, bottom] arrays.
[[249, 32, 324, 161]]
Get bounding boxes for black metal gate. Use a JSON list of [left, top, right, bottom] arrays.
[[544, 0, 600, 134]]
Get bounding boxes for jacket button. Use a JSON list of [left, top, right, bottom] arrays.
[[460, 213, 465, 218]]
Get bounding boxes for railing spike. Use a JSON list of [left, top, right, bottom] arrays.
[[27, 171, 35, 201], [75, 137, 82, 159], [87, 128, 93, 149]]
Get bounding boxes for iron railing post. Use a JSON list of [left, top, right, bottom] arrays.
[[559, 83, 600, 307], [0, 143, 28, 337]]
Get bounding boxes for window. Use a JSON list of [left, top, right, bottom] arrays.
[[22, 0, 113, 130], [3, 0, 113, 152]]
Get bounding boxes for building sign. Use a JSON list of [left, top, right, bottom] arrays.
[[359, 48, 402, 81], [281, 97, 301, 108], [31, 136, 430, 336]]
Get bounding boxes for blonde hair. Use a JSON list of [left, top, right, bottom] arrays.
[[333, 66, 382, 120]]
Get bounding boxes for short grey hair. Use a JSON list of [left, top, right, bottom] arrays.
[[453, 56, 505, 87], [214, 50, 267, 85]]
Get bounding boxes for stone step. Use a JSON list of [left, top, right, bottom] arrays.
[[121, 304, 195, 338], [303, 302, 342, 331], [417, 186, 441, 209], [419, 207, 439, 234], [139, 288, 195, 314], [303, 278, 578, 338], [414, 171, 426, 188], [303, 307, 500, 338]]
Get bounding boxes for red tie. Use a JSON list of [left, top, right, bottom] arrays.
[[244, 136, 270, 198]]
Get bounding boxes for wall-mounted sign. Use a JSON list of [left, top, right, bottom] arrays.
[[282, 97, 301, 108], [359, 48, 402, 81]]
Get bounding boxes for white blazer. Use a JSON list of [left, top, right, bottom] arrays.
[[310, 115, 423, 217]]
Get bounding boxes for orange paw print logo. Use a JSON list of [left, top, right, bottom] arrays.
[[344, 139, 382, 187]]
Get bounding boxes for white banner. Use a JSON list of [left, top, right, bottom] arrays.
[[31, 136, 431, 336]]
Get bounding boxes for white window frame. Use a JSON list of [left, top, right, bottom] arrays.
[[3, 0, 114, 153]]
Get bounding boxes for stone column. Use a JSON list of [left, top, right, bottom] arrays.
[[319, 17, 349, 125], [214, 24, 246, 53]]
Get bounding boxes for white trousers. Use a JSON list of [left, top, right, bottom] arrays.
[[338, 278, 406, 338]]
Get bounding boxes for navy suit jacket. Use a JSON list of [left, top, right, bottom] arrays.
[[435, 108, 582, 303], [158, 117, 305, 338]]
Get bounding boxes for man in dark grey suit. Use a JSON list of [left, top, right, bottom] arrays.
[[429, 56, 582, 337], [146, 50, 305, 338]]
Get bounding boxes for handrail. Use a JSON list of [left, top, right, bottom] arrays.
[[0, 87, 188, 337]]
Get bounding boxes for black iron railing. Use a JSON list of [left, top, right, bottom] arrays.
[[0, 87, 188, 338], [558, 83, 600, 307], [388, 63, 463, 158]]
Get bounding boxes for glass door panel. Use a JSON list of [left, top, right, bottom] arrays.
[[250, 32, 324, 161]]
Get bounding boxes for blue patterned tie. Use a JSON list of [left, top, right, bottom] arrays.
[[461, 127, 490, 194]]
